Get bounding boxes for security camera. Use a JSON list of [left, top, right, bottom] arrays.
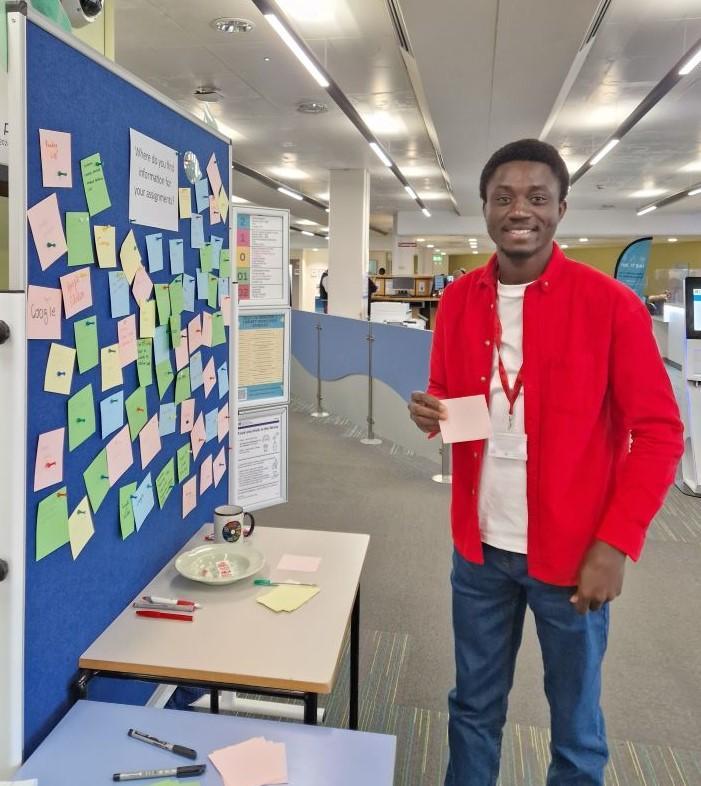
[[60, 0, 103, 28]]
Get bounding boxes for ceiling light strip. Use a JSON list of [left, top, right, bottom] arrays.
[[233, 160, 329, 211], [634, 180, 701, 214], [263, 13, 330, 87]]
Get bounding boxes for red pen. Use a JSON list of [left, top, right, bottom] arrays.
[[136, 610, 193, 622]]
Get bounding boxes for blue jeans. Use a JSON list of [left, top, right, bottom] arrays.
[[445, 545, 609, 786]]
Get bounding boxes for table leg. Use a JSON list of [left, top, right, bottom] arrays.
[[210, 688, 220, 714], [73, 669, 96, 701], [350, 587, 360, 730], [303, 692, 318, 725]]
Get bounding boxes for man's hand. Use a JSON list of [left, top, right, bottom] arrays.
[[408, 391, 446, 434], [571, 541, 626, 614]]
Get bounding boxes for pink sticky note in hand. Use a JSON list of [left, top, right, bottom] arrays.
[[203, 358, 216, 398], [213, 446, 226, 487], [180, 398, 195, 434], [117, 315, 137, 367], [199, 454, 213, 494], [190, 413, 206, 459], [28, 193, 68, 270], [60, 268, 92, 318], [27, 285, 62, 340], [438, 395, 492, 444], [139, 414, 161, 469], [182, 476, 197, 517], [106, 425, 133, 485], [34, 427, 65, 491], [39, 129, 72, 188]]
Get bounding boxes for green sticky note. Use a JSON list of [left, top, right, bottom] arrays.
[[66, 212, 95, 267], [125, 386, 148, 440], [155, 283, 171, 325], [169, 276, 184, 316], [155, 458, 175, 508], [156, 358, 174, 400], [83, 449, 110, 513], [174, 367, 191, 405], [220, 249, 231, 278], [137, 338, 153, 387], [74, 315, 99, 373], [80, 152, 111, 216], [67, 383, 96, 451], [208, 274, 218, 309], [169, 314, 181, 348], [177, 443, 191, 483], [119, 482, 137, 540], [200, 244, 212, 272], [36, 487, 70, 561], [212, 311, 226, 347]]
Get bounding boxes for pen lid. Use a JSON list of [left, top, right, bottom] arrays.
[[178, 764, 206, 775]]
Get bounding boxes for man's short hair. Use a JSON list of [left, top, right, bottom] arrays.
[[479, 139, 569, 203]]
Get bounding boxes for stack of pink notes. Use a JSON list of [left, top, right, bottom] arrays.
[[209, 737, 288, 786]]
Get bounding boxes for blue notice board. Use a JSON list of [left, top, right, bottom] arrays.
[[23, 19, 231, 753]]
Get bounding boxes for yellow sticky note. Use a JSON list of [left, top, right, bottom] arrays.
[[94, 225, 116, 268], [101, 343, 123, 391], [120, 229, 142, 284], [68, 495, 94, 559], [139, 299, 156, 339], [179, 187, 192, 219], [256, 585, 320, 613], [217, 186, 229, 224], [44, 343, 76, 395]]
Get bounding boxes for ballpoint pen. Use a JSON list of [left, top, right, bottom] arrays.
[[113, 764, 206, 781], [133, 601, 196, 613], [254, 578, 318, 587], [143, 595, 202, 609], [135, 609, 193, 622], [127, 728, 197, 760]]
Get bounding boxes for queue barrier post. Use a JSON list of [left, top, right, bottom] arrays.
[[360, 322, 381, 446], [310, 318, 329, 418], [432, 439, 452, 484]]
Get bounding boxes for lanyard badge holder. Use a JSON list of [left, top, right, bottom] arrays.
[[489, 309, 528, 461]]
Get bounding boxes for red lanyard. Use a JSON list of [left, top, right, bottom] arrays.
[[494, 308, 523, 430]]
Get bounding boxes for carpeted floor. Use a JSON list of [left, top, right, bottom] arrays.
[[246, 400, 701, 786]]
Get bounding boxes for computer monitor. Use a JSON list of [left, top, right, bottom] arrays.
[[433, 274, 446, 294], [389, 276, 415, 295], [446, 275, 454, 284]]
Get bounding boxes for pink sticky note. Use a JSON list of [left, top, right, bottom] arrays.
[[276, 554, 322, 573], [34, 427, 65, 491], [28, 193, 67, 270], [39, 129, 73, 188], [209, 737, 287, 786], [218, 404, 229, 443], [201, 312, 212, 348], [209, 195, 221, 225], [132, 266, 153, 304], [117, 315, 137, 367], [199, 454, 213, 494], [106, 425, 133, 485], [180, 398, 195, 433], [438, 395, 492, 444], [175, 330, 189, 372], [182, 476, 197, 517], [188, 314, 201, 355], [190, 413, 206, 459], [221, 295, 231, 327], [213, 446, 226, 487], [203, 358, 216, 398], [27, 285, 62, 340], [207, 153, 223, 197], [59, 268, 92, 319], [139, 414, 161, 469]]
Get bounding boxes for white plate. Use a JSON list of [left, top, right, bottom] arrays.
[[175, 543, 265, 585]]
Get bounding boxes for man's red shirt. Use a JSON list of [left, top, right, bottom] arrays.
[[428, 243, 683, 585]]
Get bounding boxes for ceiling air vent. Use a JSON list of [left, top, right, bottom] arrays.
[[385, 0, 412, 55], [580, 0, 613, 49]]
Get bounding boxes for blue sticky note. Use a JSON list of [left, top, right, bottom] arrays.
[[210, 236, 223, 269], [169, 238, 184, 275], [100, 391, 124, 439], [132, 473, 155, 531], [190, 351, 204, 391], [218, 276, 230, 299], [191, 214, 204, 249], [194, 178, 209, 213], [159, 403, 177, 436], [182, 274, 195, 312], [153, 325, 170, 365], [205, 408, 218, 442], [108, 271, 130, 318], [145, 233, 164, 273], [196, 269, 209, 300], [217, 361, 229, 399]]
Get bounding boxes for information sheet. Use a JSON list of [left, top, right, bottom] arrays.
[[235, 407, 287, 510], [129, 129, 178, 231], [238, 311, 288, 406], [236, 208, 289, 305]]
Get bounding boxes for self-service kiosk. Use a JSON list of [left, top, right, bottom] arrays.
[[679, 276, 701, 493]]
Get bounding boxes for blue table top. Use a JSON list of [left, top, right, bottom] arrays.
[[17, 701, 396, 785]]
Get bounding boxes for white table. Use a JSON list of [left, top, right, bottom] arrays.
[[76, 526, 369, 728]]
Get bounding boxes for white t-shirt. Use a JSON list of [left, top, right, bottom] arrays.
[[479, 281, 528, 554]]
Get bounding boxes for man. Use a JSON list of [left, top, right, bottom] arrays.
[[408, 139, 683, 786], [319, 269, 329, 313]]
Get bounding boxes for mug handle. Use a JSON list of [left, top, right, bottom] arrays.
[[243, 512, 255, 538]]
